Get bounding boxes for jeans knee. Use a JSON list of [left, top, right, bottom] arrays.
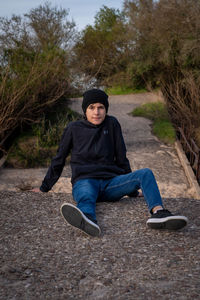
[[143, 168, 153, 175], [129, 168, 154, 182], [141, 168, 155, 181]]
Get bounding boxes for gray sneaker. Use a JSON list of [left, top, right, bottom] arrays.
[[147, 209, 188, 230], [60, 203, 101, 237]]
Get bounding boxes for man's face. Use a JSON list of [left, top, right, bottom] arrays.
[[85, 102, 106, 125]]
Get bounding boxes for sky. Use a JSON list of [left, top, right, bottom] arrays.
[[0, 0, 124, 31]]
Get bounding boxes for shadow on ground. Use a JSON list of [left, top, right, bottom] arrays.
[[1, 191, 200, 300]]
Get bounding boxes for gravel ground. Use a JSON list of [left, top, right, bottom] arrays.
[[1, 92, 200, 299], [1, 191, 200, 300]]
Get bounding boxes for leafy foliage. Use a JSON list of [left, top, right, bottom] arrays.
[[73, 6, 131, 86], [124, 0, 200, 145], [132, 102, 176, 144], [0, 3, 77, 155], [7, 106, 81, 168]]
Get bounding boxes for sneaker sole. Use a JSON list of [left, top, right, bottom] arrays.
[[60, 203, 101, 237], [147, 216, 188, 230]]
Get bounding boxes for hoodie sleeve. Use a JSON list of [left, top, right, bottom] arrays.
[[40, 123, 73, 192], [113, 118, 132, 174]]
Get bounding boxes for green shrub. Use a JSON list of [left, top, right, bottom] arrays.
[[132, 102, 176, 144], [7, 136, 57, 168], [132, 102, 169, 121], [0, 3, 76, 154], [153, 120, 176, 144], [6, 107, 80, 168]]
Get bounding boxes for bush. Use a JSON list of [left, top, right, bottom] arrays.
[[161, 71, 200, 147], [0, 48, 71, 153], [132, 102, 169, 122], [6, 107, 80, 168], [153, 120, 176, 145], [124, 0, 200, 146], [0, 3, 76, 155], [6, 136, 57, 168], [132, 102, 176, 144]]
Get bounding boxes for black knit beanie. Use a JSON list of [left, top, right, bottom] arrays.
[[82, 89, 109, 113]]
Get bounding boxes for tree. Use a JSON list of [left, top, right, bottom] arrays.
[[123, 0, 162, 89], [124, 0, 200, 144], [73, 5, 130, 86], [0, 2, 76, 54], [24, 2, 76, 50], [0, 2, 77, 154], [124, 0, 200, 83]]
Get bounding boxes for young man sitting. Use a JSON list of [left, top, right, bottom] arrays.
[[33, 89, 188, 237]]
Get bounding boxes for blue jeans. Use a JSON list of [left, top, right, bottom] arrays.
[[72, 168, 163, 221]]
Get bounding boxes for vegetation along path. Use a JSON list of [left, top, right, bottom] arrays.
[[1, 92, 200, 300], [0, 92, 191, 197]]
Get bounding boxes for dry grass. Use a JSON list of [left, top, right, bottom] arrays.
[[162, 72, 200, 147], [0, 53, 69, 154]]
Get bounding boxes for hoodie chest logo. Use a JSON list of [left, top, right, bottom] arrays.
[[104, 130, 108, 135]]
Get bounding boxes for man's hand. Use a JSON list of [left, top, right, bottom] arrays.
[[138, 191, 143, 197]]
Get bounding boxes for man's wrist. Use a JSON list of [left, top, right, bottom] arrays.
[[40, 186, 49, 193]]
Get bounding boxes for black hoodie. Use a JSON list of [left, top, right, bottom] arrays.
[[40, 115, 131, 192]]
